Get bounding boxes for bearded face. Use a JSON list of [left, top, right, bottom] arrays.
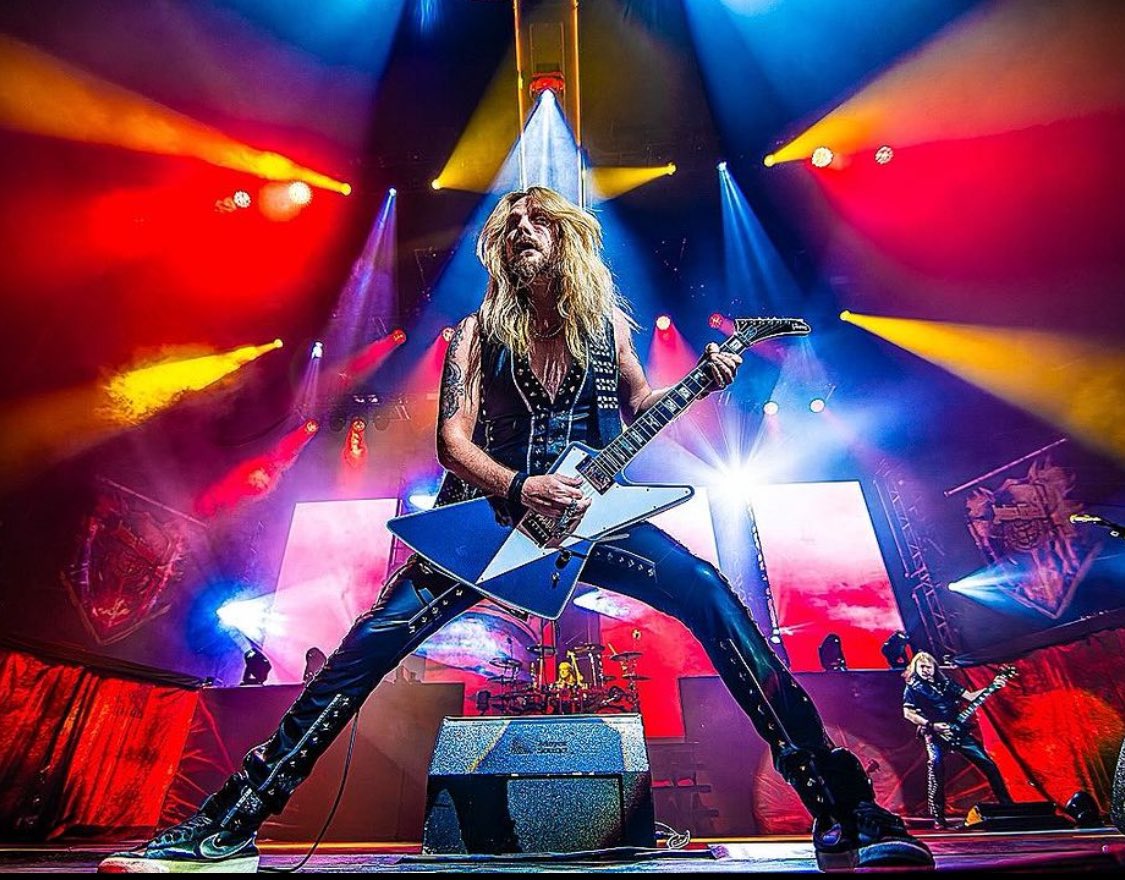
[[503, 196, 558, 282]]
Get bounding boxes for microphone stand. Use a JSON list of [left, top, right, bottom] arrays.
[[1071, 514, 1125, 541]]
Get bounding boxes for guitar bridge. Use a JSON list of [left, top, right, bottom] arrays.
[[518, 511, 580, 549]]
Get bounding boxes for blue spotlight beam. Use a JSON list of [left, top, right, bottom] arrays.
[[324, 189, 398, 362], [719, 167, 803, 314], [412, 91, 586, 349]]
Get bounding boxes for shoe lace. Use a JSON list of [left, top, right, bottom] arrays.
[[153, 812, 215, 847], [853, 801, 907, 840]]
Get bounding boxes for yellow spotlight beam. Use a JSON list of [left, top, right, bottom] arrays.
[[433, 44, 521, 193], [0, 36, 350, 194], [104, 339, 283, 424], [842, 313, 1125, 462], [0, 340, 284, 487], [768, 0, 1125, 163], [587, 164, 675, 202]]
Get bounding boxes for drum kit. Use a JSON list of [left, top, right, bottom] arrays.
[[475, 642, 648, 717]]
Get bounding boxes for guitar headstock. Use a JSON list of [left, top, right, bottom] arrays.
[[731, 317, 812, 348]]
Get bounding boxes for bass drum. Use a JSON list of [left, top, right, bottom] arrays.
[[410, 600, 535, 686]]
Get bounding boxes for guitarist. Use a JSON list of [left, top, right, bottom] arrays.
[[102, 187, 931, 872], [902, 652, 1014, 828]]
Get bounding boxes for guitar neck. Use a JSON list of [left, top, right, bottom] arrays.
[[956, 680, 1005, 724], [584, 336, 744, 483]]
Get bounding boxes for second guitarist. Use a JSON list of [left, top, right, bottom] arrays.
[[902, 652, 1015, 828]]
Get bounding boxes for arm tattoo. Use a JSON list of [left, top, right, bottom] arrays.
[[439, 356, 465, 422], [446, 321, 465, 358]]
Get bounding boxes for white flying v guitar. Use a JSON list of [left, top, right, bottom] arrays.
[[387, 317, 811, 618]]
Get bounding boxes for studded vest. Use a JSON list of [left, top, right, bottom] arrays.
[[433, 316, 621, 508]]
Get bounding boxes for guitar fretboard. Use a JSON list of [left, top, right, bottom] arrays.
[[580, 334, 748, 488], [956, 679, 1008, 724]]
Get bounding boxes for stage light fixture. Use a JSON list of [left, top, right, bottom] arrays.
[[655, 315, 672, 331], [763, 400, 780, 416], [763, 154, 777, 167], [431, 179, 442, 190], [717, 161, 728, 172], [241, 647, 272, 685], [811, 147, 834, 168], [272, 338, 284, 349], [441, 326, 456, 342], [875, 145, 895, 165], [665, 162, 676, 176], [391, 328, 408, 344], [304, 419, 319, 434], [809, 398, 826, 413], [311, 341, 324, 359], [233, 190, 251, 209], [288, 181, 313, 205], [840, 310, 852, 321], [880, 631, 912, 669], [1063, 790, 1102, 828], [529, 73, 565, 102], [818, 633, 847, 671], [341, 183, 352, 196], [709, 313, 724, 329], [389, 187, 397, 197], [303, 647, 327, 684]]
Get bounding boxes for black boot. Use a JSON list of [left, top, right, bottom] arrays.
[[779, 746, 934, 871], [97, 779, 267, 874]]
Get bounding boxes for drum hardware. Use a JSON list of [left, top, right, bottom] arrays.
[[473, 640, 646, 716]]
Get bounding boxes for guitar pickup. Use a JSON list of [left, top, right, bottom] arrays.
[[576, 457, 614, 493]]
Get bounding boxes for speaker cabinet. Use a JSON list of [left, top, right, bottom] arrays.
[[422, 714, 655, 854]]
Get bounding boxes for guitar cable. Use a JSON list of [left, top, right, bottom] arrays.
[[261, 709, 361, 873], [654, 821, 691, 850]]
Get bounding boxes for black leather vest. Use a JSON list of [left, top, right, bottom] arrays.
[[434, 318, 621, 507]]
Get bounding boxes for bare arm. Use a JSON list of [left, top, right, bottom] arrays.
[[436, 315, 516, 498], [436, 315, 587, 517], [613, 307, 743, 421], [613, 308, 662, 421]]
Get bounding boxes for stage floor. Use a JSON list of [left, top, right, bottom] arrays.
[[0, 829, 1122, 873]]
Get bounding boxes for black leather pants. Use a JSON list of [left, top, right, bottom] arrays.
[[204, 523, 865, 832], [925, 733, 1013, 822]]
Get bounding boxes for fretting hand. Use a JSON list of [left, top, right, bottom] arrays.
[[700, 342, 743, 392]]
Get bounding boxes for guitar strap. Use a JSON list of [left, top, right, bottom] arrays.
[[589, 317, 623, 448]]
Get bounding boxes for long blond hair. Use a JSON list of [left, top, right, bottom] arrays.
[[903, 651, 938, 681], [476, 187, 628, 366]]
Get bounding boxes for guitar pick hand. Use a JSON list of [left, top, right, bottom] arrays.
[[521, 474, 591, 518]]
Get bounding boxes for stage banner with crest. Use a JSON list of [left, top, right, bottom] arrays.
[[957, 440, 1100, 620], [62, 479, 200, 645]]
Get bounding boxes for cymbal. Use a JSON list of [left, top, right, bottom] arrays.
[[489, 656, 523, 670], [528, 644, 557, 656], [621, 673, 650, 681], [571, 643, 604, 654], [611, 651, 642, 661]]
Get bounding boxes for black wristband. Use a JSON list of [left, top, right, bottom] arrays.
[[507, 471, 529, 509]]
